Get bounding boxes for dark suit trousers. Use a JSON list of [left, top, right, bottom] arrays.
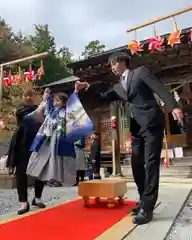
[[131, 120, 164, 212], [16, 160, 44, 202]]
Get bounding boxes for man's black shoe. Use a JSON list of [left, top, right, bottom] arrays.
[[72, 183, 79, 186], [132, 209, 153, 225], [130, 201, 141, 216]]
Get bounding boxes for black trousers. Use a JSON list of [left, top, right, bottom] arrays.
[[131, 122, 164, 212], [16, 164, 44, 202], [76, 170, 85, 183]]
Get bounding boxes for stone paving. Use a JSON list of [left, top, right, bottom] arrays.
[[167, 193, 192, 240], [124, 183, 191, 240]]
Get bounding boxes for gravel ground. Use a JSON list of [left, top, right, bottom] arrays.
[[167, 192, 192, 240], [0, 186, 78, 217]]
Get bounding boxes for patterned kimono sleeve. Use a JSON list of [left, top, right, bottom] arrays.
[[44, 94, 54, 116], [56, 109, 66, 136]]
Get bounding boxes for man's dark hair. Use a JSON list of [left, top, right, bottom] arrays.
[[108, 52, 130, 67]]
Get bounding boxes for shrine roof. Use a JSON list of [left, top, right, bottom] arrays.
[[42, 75, 79, 88]]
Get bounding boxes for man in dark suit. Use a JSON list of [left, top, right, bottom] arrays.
[[75, 52, 183, 225]]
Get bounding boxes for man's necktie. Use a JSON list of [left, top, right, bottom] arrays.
[[121, 75, 133, 118], [121, 75, 127, 91]]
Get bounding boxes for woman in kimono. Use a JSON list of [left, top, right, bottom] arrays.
[[6, 89, 45, 215], [27, 88, 76, 185], [73, 137, 86, 186]]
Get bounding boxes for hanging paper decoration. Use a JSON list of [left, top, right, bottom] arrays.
[[4, 71, 13, 87], [128, 40, 143, 55], [3, 77, 11, 87], [24, 64, 35, 81], [36, 68, 42, 79], [35, 60, 44, 80], [148, 37, 164, 53], [168, 18, 181, 47], [148, 25, 164, 53], [14, 73, 21, 84], [128, 30, 143, 55]]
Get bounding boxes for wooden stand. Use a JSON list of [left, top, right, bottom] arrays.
[[78, 179, 127, 208]]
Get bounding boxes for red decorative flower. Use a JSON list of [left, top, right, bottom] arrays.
[[148, 36, 164, 53]]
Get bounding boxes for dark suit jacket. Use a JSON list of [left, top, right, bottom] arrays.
[[6, 105, 40, 168], [86, 66, 178, 131], [90, 140, 101, 163]]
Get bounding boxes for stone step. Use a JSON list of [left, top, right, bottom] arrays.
[[121, 165, 192, 178]]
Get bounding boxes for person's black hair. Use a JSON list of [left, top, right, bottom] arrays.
[[55, 92, 68, 104], [92, 131, 100, 136], [108, 52, 130, 67]]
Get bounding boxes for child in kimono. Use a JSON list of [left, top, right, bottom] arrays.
[[27, 88, 76, 185]]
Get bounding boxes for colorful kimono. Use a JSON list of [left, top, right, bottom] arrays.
[[26, 95, 76, 184]]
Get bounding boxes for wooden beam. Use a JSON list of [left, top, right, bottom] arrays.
[[0, 52, 49, 67], [0, 52, 49, 106], [126, 6, 192, 33]]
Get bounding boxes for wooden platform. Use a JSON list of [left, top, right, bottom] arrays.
[[78, 179, 127, 208]]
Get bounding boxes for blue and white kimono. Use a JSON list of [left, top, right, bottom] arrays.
[[26, 94, 76, 184]]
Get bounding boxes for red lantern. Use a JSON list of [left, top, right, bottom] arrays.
[[126, 136, 132, 153], [111, 116, 117, 129]]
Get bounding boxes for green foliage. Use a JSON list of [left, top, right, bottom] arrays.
[[0, 17, 33, 64], [0, 20, 74, 141], [26, 24, 73, 85], [81, 40, 105, 58]]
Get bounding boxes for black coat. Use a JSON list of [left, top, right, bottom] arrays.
[[86, 66, 178, 132], [6, 105, 39, 168], [90, 139, 101, 163]]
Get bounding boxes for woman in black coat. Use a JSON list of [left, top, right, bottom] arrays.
[[7, 89, 45, 215]]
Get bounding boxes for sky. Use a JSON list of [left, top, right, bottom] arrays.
[[1, 0, 191, 58]]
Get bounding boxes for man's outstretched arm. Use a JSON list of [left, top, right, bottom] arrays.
[[75, 81, 119, 107]]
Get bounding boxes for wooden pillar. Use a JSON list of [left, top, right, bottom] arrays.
[[110, 101, 123, 176]]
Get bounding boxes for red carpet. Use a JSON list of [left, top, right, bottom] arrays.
[[0, 199, 136, 240]]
